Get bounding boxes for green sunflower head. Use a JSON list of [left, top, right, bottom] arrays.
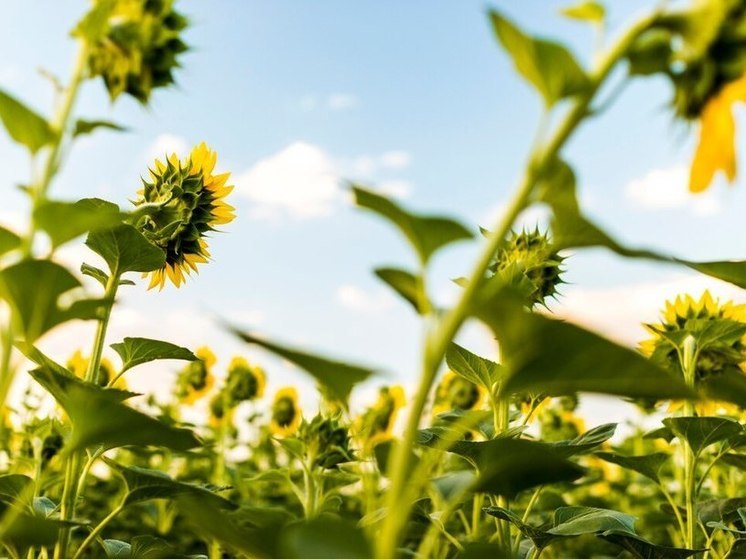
[[300, 414, 354, 470], [490, 228, 564, 307]]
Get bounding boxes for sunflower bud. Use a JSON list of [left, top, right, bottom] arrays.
[[354, 386, 405, 448], [82, 0, 189, 103], [432, 371, 484, 416], [134, 143, 235, 289], [300, 414, 354, 470], [491, 229, 564, 307]]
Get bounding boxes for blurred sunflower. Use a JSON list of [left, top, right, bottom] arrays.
[[225, 357, 266, 405], [355, 385, 405, 448], [67, 350, 124, 388], [641, 291, 746, 414], [270, 387, 301, 437], [175, 346, 216, 405], [135, 142, 235, 290], [208, 390, 234, 428], [432, 371, 484, 416]]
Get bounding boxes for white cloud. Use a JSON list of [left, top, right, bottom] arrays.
[[625, 165, 722, 217], [236, 142, 341, 219], [335, 285, 394, 313], [549, 273, 744, 346], [376, 180, 413, 199], [380, 151, 411, 169], [147, 133, 188, 161], [328, 93, 358, 110]]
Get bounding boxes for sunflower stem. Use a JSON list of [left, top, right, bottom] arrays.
[[373, 10, 661, 559], [54, 273, 120, 559], [681, 335, 698, 549], [209, 393, 229, 559]]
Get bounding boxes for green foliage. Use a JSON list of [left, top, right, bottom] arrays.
[[86, 224, 167, 277], [0, 88, 55, 154], [34, 198, 125, 248], [110, 337, 196, 375]]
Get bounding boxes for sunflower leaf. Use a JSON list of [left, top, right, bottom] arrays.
[[353, 186, 472, 265], [0, 226, 21, 256], [35, 198, 125, 248], [0, 88, 55, 154], [489, 11, 590, 107], [111, 337, 197, 375], [229, 327, 375, 403], [374, 267, 425, 313], [445, 342, 505, 391], [86, 224, 166, 277], [73, 119, 128, 137], [663, 416, 743, 457], [594, 452, 669, 484]]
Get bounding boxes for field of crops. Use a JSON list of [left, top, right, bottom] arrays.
[[4, 1, 746, 558]]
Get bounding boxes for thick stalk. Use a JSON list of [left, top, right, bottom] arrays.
[[54, 274, 119, 559], [374, 11, 660, 559], [681, 336, 698, 549], [209, 398, 229, 559]]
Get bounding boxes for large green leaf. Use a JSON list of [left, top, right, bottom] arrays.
[[0, 88, 55, 153], [595, 452, 669, 484], [473, 284, 694, 400], [0, 259, 104, 342], [34, 198, 125, 248], [0, 502, 76, 555], [353, 186, 472, 265], [445, 343, 504, 391], [0, 226, 20, 257], [229, 328, 375, 403], [489, 11, 589, 106], [86, 224, 166, 276], [549, 506, 636, 536], [549, 423, 617, 458], [29, 365, 199, 452], [484, 506, 557, 550], [663, 416, 743, 457], [279, 518, 372, 559], [110, 337, 196, 375]]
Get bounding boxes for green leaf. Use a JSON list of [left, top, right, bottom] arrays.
[[719, 453, 746, 471], [594, 452, 669, 484], [0, 502, 76, 554], [0, 260, 104, 342], [229, 328, 375, 403], [29, 365, 199, 452], [489, 11, 589, 106], [484, 506, 557, 550], [560, 1, 605, 23], [473, 284, 694, 400], [102, 536, 207, 559], [663, 416, 743, 456], [279, 518, 372, 559], [34, 198, 125, 248], [549, 423, 617, 457], [725, 540, 746, 559], [599, 531, 703, 559], [0, 475, 32, 505], [352, 186, 472, 265], [0, 226, 20, 256], [445, 342, 504, 391], [104, 459, 233, 509], [73, 119, 127, 137], [549, 506, 636, 536], [86, 224, 166, 276], [374, 267, 425, 313], [111, 337, 196, 375], [0, 88, 55, 153]]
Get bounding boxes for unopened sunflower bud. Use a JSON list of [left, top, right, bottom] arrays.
[[491, 229, 564, 307], [300, 415, 353, 470]]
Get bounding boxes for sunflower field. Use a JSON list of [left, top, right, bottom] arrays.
[[6, 1, 746, 558]]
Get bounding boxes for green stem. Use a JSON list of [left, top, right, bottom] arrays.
[[209, 396, 229, 559], [23, 39, 89, 257], [681, 336, 697, 549], [374, 10, 661, 559], [71, 500, 125, 559], [54, 274, 119, 559]]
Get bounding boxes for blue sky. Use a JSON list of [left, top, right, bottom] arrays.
[[3, 1, 746, 422]]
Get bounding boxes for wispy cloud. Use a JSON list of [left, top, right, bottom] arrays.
[[335, 285, 394, 313], [147, 133, 189, 161], [624, 165, 722, 216]]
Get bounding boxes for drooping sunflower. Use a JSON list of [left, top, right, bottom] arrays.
[[270, 387, 302, 437], [225, 357, 266, 405], [355, 385, 405, 448], [175, 346, 216, 405], [135, 142, 235, 290], [641, 291, 746, 414], [432, 371, 485, 416]]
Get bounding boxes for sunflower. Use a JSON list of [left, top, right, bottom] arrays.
[[225, 356, 266, 405], [432, 371, 485, 416], [80, 0, 189, 103], [67, 350, 123, 388], [135, 142, 235, 290], [355, 385, 405, 448], [208, 389, 234, 428], [270, 387, 302, 437], [175, 346, 216, 405], [641, 291, 746, 414]]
